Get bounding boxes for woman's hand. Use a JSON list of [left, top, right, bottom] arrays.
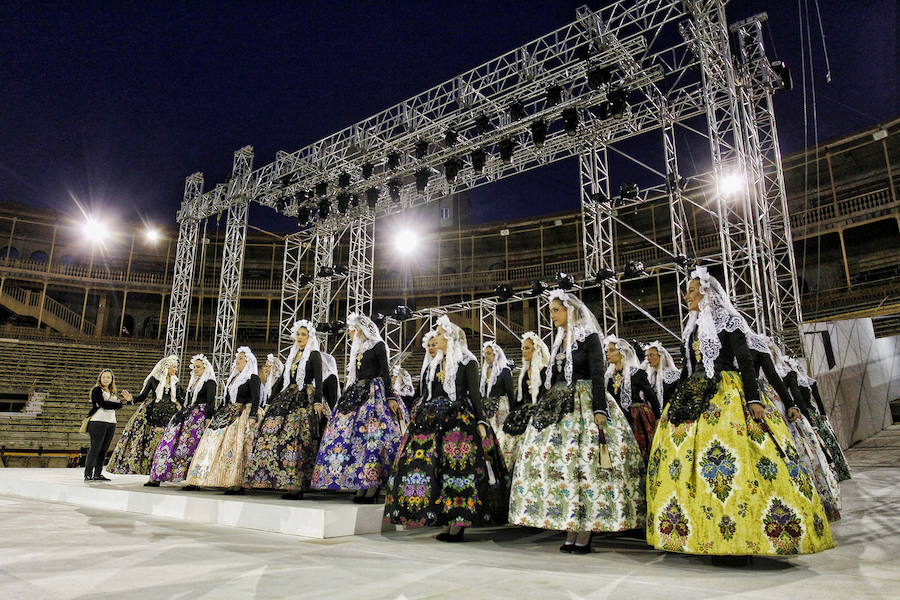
[[314, 403, 324, 416], [121, 390, 133, 404], [748, 403, 765, 421], [786, 407, 801, 422], [594, 413, 607, 428], [388, 399, 400, 420]]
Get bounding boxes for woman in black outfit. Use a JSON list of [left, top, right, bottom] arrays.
[[603, 335, 658, 461], [84, 369, 127, 481]]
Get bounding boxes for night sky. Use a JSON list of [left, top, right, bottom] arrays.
[[2, 1, 897, 233]]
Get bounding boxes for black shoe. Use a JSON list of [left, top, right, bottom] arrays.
[[94, 475, 111, 481], [436, 532, 450, 542], [712, 555, 750, 567], [281, 491, 304, 500], [570, 544, 592, 555], [352, 495, 364, 504], [84, 476, 94, 482], [144, 481, 160, 487], [559, 543, 575, 553], [182, 485, 199, 491], [223, 488, 245, 495], [445, 529, 465, 543]]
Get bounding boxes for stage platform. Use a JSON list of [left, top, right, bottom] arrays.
[[0, 468, 389, 539]]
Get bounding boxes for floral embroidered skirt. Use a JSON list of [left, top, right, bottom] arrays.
[[107, 400, 168, 475], [244, 385, 328, 491], [646, 371, 835, 556], [185, 403, 256, 488], [762, 380, 841, 522], [149, 404, 211, 482], [486, 395, 517, 471], [384, 395, 509, 528], [508, 381, 645, 532], [806, 411, 852, 483], [312, 378, 407, 491]]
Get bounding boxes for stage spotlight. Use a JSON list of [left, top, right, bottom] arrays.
[[499, 138, 515, 163], [593, 268, 616, 283], [361, 162, 374, 179], [393, 228, 419, 256], [562, 107, 579, 136], [297, 205, 311, 226], [338, 172, 351, 188], [587, 65, 613, 90], [366, 187, 379, 208], [674, 253, 689, 268], [315, 181, 328, 198], [82, 218, 106, 243], [475, 114, 492, 135], [546, 85, 563, 106], [329, 320, 346, 335], [530, 119, 548, 148], [591, 190, 609, 204], [575, 43, 592, 61], [624, 261, 645, 278], [471, 148, 487, 174], [373, 313, 387, 327], [392, 305, 413, 321], [718, 170, 744, 196], [771, 60, 792, 91], [318, 199, 331, 220], [444, 157, 461, 183], [415, 168, 430, 192], [666, 172, 686, 194], [529, 280, 547, 296], [415, 140, 429, 160], [350, 193, 360, 208], [619, 182, 639, 200], [387, 151, 401, 170], [556, 272, 574, 290], [298, 273, 313, 286], [494, 284, 515, 301], [388, 179, 402, 202], [444, 128, 458, 146], [597, 101, 611, 120], [274, 197, 287, 213], [337, 192, 351, 214], [632, 340, 646, 363], [333, 265, 349, 277], [317, 266, 335, 278], [144, 227, 160, 244], [509, 100, 525, 122], [607, 88, 628, 118]]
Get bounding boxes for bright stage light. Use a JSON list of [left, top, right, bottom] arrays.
[[393, 228, 419, 256], [145, 227, 161, 243], [82, 218, 106, 243], [718, 171, 745, 196]]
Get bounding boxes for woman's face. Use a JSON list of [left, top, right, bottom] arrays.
[[235, 353, 247, 372], [296, 327, 309, 349], [647, 348, 660, 368], [435, 328, 448, 351], [484, 346, 495, 364], [522, 339, 534, 362], [606, 343, 623, 365], [167, 363, 177, 376], [427, 337, 438, 357], [685, 278, 703, 312], [549, 299, 568, 328], [191, 360, 205, 377], [99, 371, 113, 387], [260, 364, 271, 380]]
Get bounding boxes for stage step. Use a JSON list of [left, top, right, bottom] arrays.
[[0, 468, 390, 539]]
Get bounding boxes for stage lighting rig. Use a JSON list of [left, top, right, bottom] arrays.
[[593, 268, 616, 283], [494, 284, 515, 301], [674, 253, 690, 268], [623, 261, 645, 278], [509, 100, 525, 121], [338, 172, 351, 188], [317, 266, 335, 278], [666, 173, 686, 194], [546, 85, 563, 106], [771, 60, 792, 91], [366, 187, 379, 208], [529, 280, 547, 296], [329, 320, 346, 335], [337, 192, 351, 214], [317, 198, 331, 220], [392, 305, 413, 321], [475, 114, 492, 135], [607, 88, 628, 118], [361, 162, 374, 179], [315, 182, 328, 198], [388, 179, 402, 202], [530, 119, 548, 148], [471, 148, 487, 174], [333, 265, 349, 277], [499, 138, 515, 163], [350, 193, 360, 208], [387, 151, 401, 170], [415, 140, 429, 160], [619, 182, 639, 201], [298, 273, 313, 286], [273, 197, 287, 213], [373, 312, 387, 327], [444, 157, 461, 183], [556, 272, 574, 290], [562, 108, 579, 136], [444, 128, 458, 146], [591, 190, 609, 204], [415, 168, 430, 192], [297, 205, 311, 226], [586, 65, 613, 90]]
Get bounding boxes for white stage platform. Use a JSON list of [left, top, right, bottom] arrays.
[[0, 468, 389, 539]]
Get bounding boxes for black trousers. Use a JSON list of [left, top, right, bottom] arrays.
[[84, 421, 116, 478]]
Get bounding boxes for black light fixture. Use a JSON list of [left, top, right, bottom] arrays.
[[771, 60, 793, 91], [372, 312, 387, 327], [297, 205, 311, 226], [598, 100, 611, 120], [593, 267, 616, 283], [414, 140, 429, 160], [666, 172, 686, 194], [631, 340, 646, 363], [587, 65, 613, 90], [366, 187, 379, 208], [624, 261, 645, 278], [387, 151, 401, 170], [556, 272, 574, 290], [329, 320, 346, 335], [298, 273, 313, 286], [361, 162, 374, 179], [274, 197, 287, 213], [338, 172, 351, 188], [494, 284, 515, 301], [546, 85, 563, 106], [591, 190, 609, 204], [529, 280, 547, 296], [619, 182, 639, 200], [499, 138, 515, 163], [530, 119, 548, 148], [392, 305, 413, 321], [415, 168, 430, 192], [562, 107, 579, 136], [475, 114, 492, 135], [575, 43, 592, 61], [350, 193, 360, 207], [444, 128, 458, 146], [444, 157, 461, 183], [315, 181, 328, 198], [509, 100, 525, 121], [333, 265, 349, 277], [317, 198, 331, 220], [388, 178, 402, 202], [607, 88, 628, 118], [471, 148, 487, 174], [337, 192, 351, 214], [317, 265, 335, 278], [674, 253, 689, 268]]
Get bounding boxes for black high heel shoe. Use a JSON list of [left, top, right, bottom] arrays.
[[559, 543, 575, 553], [144, 481, 160, 487], [223, 487, 245, 495], [281, 491, 304, 500], [445, 528, 465, 543]]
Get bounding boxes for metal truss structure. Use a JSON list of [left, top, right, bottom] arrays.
[[277, 231, 314, 360], [164, 1, 802, 372]]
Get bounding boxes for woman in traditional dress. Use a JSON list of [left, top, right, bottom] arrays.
[[244, 321, 328, 499], [603, 335, 658, 461], [321, 352, 341, 411], [509, 290, 645, 554], [260, 353, 285, 409], [312, 313, 407, 502], [645, 267, 834, 560], [108, 356, 182, 475], [480, 341, 516, 467], [499, 332, 549, 470], [392, 365, 416, 411], [642, 341, 680, 414], [146, 354, 215, 486], [785, 356, 852, 483], [185, 347, 260, 494], [84, 369, 126, 481], [385, 316, 508, 540]]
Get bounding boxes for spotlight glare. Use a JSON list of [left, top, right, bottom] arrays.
[[144, 227, 161, 243], [82, 218, 106, 243], [718, 171, 745, 196], [393, 228, 420, 256]]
